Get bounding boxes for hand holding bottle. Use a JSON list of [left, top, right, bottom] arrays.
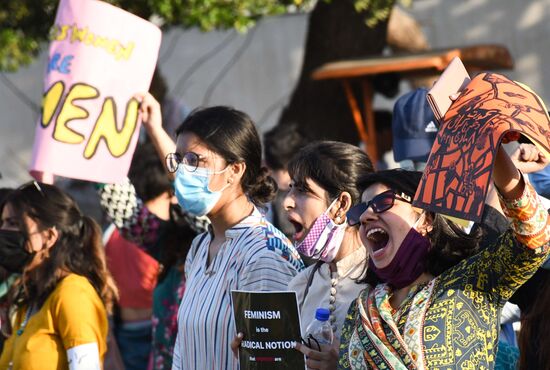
[[295, 308, 338, 370]]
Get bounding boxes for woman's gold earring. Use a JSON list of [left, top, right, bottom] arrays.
[[335, 216, 342, 223]]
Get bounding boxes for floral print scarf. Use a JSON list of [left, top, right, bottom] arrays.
[[344, 279, 436, 370]]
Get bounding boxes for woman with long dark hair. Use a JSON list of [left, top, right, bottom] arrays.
[[0, 182, 117, 369], [338, 147, 549, 369]]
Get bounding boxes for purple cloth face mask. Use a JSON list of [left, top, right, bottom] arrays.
[[369, 214, 431, 289], [296, 199, 347, 262]]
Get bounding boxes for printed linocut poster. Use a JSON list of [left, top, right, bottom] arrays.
[[414, 72, 550, 222]]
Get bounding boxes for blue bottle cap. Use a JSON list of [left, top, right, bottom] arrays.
[[315, 308, 330, 321]]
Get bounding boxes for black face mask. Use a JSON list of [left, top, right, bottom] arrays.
[[0, 230, 34, 273]]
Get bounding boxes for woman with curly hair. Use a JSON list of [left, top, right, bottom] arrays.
[[0, 182, 117, 369]]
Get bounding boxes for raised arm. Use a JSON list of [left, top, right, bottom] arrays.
[[494, 146, 550, 250], [441, 145, 550, 303], [508, 143, 549, 175], [135, 92, 176, 180], [493, 146, 526, 200]]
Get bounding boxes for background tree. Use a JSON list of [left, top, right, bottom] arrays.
[[1, 0, 398, 143]]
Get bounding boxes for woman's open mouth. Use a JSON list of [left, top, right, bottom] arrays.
[[366, 227, 389, 256], [289, 220, 305, 242]]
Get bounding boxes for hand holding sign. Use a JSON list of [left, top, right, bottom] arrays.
[[232, 290, 305, 369], [134, 92, 177, 179], [416, 69, 550, 222], [30, 0, 161, 183], [231, 332, 245, 359], [136, 92, 163, 133]]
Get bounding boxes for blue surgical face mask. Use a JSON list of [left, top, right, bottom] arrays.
[[174, 164, 230, 217]]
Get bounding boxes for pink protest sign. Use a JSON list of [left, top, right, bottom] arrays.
[[30, 0, 161, 183]]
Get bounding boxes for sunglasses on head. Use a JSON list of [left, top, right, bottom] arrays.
[[347, 189, 412, 226], [18, 181, 46, 198]]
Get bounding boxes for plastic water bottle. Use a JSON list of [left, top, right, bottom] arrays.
[[304, 308, 333, 346]]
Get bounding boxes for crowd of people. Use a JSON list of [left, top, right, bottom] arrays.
[[0, 81, 549, 370]]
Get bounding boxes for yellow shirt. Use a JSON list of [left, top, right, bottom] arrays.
[[0, 274, 108, 370]]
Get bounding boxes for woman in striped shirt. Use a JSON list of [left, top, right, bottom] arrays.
[[162, 105, 304, 370]]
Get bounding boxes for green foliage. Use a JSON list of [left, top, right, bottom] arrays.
[[353, 0, 400, 27], [103, 0, 304, 31], [0, 0, 401, 72], [0, 0, 58, 71]]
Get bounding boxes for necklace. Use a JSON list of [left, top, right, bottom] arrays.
[[16, 306, 33, 336], [8, 305, 34, 370], [328, 262, 363, 332]]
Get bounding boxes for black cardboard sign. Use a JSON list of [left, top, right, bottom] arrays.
[[232, 290, 305, 370]]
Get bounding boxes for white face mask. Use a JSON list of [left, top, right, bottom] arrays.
[[295, 198, 347, 262]]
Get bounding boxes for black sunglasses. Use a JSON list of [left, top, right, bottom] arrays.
[[347, 190, 412, 226]]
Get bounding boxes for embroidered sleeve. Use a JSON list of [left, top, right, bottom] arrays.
[[440, 177, 550, 306], [498, 181, 550, 250], [441, 228, 550, 305], [438, 180, 550, 303], [98, 179, 163, 252]]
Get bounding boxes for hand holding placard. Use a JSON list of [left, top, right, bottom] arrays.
[[30, 0, 161, 183], [231, 290, 305, 369], [415, 71, 550, 222], [426, 57, 471, 122]]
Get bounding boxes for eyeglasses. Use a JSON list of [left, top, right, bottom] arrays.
[[165, 152, 203, 173], [347, 190, 412, 226]]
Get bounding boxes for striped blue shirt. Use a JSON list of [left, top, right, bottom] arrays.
[[171, 208, 304, 370]]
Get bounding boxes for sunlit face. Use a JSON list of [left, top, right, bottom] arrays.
[[283, 178, 330, 243], [358, 183, 421, 268], [175, 132, 235, 215], [0, 203, 52, 270]]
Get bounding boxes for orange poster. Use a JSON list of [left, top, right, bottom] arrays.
[[413, 72, 550, 222]]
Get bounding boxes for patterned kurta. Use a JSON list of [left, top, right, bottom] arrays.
[[339, 183, 550, 370]]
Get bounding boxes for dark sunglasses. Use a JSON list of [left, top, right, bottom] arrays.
[[347, 190, 412, 226]]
